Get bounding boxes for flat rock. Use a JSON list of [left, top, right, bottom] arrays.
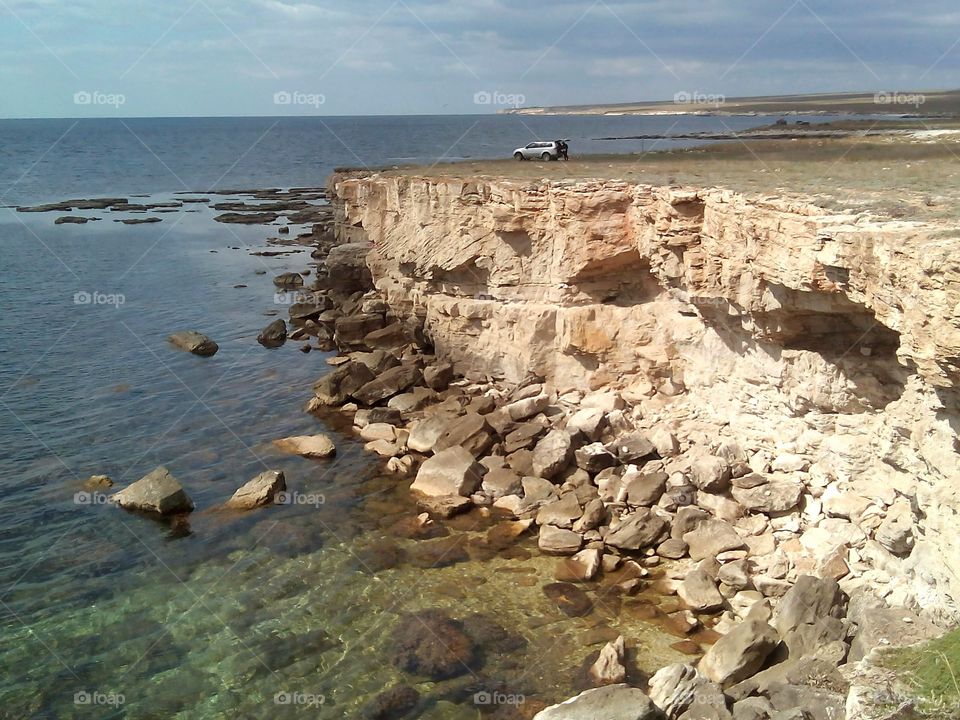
[[273, 434, 336, 458], [225, 470, 285, 510], [684, 519, 746, 561], [112, 466, 194, 515], [352, 364, 423, 405], [533, 684, 662, 720], [732, 481, 803, 514], [407, 414, 457, 453], [537, 493, 584, 528], [432, 412, 493, 457], [609, 432, 657, 463], [168, 331, 218, 356], [605, 508, 669, 550], [679, 567, 724, 612], [539, 526, 583, 555]]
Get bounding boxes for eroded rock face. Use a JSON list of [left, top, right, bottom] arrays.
[[332, 173, 960, 618]]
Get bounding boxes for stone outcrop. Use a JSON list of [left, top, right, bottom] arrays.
[[112, 466, 194, 515], [331, 172, 960, 622]]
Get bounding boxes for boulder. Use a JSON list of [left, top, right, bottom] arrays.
[[407, 414, 456, 454], [684, 520, 746, 561], [325, 242, 373, 292], [112, 467, 194, 515], [623, 470, 668, 507], [731, 481, 803, 514], [504, 421, 548, 453], [313, 361, 376, 405], [272, 271, 303, 288], [416, 494, 473, 519], [575, 442, 618, 473], [432, 413, 494, 457], [423, 363, 454, 391], [411, 446, 485, 498], [532, 429, 573, 480], [573, 498, 607, 533], [679, 567, 725, 612], [334, 313, 385, 347], [605, 508, 669, 550], [225, 470, 285, 510], [648, 663, 725, 718], [690, 455, 731, 493], [168, 331, 218, 356], [504, 393, 550, 421], [772, 576, 844, 637], [875, 500, 914, 555], [481, 468, 523, 500], [566, 407, 606, 441], [352, 364, 423, 405], [257, 318, 287, 348], [537, 493, 584, 528], [610, 432, 657, 463], [698, 619, 780, 687], [533, 684, 663, 720], [539, 526, 583, 555], [590, 636, 627, 686], [390, 610, 474, 680], [556, 548, 602, 582], [273, 434, 336, 458], [360, 684, 420, 720]]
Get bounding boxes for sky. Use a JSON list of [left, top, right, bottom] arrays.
[[0, 0, 957, 118]]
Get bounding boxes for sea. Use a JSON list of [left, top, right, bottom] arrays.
[[0, 113, 846, 718]]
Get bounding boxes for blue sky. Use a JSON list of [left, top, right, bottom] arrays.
[[0, 0, 957, 118]]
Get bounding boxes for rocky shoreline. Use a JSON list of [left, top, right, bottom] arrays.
[[244, 178, 955, 719]]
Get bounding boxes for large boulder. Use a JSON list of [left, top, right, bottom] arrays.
[[622, 469, 668, 506], [273, 434, 336, 458], [566, 407, 606, 441], [112, 467, 194, 515], [772, 576, 845, 637], [605, 508, 669, 550], [390, 610, 475, 680], [698, 619, 780, 687], [168, 330, 218, 356], [689, 455, 731, 493], [533, 684, 664, 720], [325, 242, 373, 292], [538, 526, 583, 555], [575, 442, 618, 473], [313, 361, 376, 405], [589, 636, 627, 686], [225, 470, 286, 510], [352, 364, 423, 406], [410, 446, 485, 497], [532, 429, 573, 480], [609, 432, 657, 463], [407, 414, 456, 453]]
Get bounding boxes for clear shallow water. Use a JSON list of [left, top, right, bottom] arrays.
[[0, 114, 804, 718]]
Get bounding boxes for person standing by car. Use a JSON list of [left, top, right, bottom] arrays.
[[558, 140, 569, 161]]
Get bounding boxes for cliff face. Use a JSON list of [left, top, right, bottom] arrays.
[[331, 172, 960, 619]]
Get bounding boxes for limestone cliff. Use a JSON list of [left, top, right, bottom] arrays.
[[330, 172, 960, 621]]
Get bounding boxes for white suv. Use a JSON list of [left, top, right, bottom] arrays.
[[513, 141, 559, 161]]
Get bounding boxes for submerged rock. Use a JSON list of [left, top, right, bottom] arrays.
[[168, 330, 218, 356], [390, 610, 476, 680], [360, 684, 419, 720], [225, 470, 285, 510], [112, 466, 194, 515], [543, 582, 593, 617]]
